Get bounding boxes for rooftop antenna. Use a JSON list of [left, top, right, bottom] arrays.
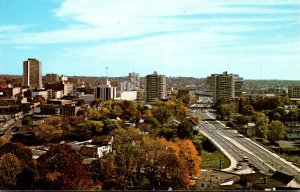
[[106, 66, 108, 80], [106, 66, 109, 86]]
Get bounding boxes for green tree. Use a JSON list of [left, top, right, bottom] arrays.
[[287, 108, 299, 121], [233, 115, 248, 128], [78, 120, 104, 136], [22, 116, 32, 125], [86, 108, 101, 120], [268, 120, 286, 143], [152, 105, 172, 128], [102, 119, 121, 135], [177, 121, 194, 139], [254, 112, 269, 139], [218, 104, 231, 120], [242, 105, 255, 116]]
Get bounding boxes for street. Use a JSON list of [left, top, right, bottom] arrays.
[[196, 109, 300, 183]]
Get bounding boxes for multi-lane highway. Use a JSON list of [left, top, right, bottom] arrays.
[[196, 109, 300, 183]]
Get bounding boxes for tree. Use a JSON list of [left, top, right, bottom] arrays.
[[177, 140, 201, 177], [287, 108, 299, 121], [175, 105, 190, 122], [89, 154, 116, 189], [254, 112, 269, 139], [102, 119, 121, 135], [152, 105, 172, 128], [86, 108, 101, 120], [22, 116, 32, 125], [233, 115, 248, 128], [268, 120, 286, 143], [0, 142, 32, 167], [177, 121, 194, 139], [106, 128, 200, 190], [218, 104, 231, 120], [16, 167, 35, 190], [78, 120, 104, 136], [36, 144, 95, 190], [242, 105, 255, 116], [0, 153, 23, 189], [120, 100, 138, 121]]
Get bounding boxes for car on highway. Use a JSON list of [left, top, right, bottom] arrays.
[[233, 165, 242, 170], [242, 156, 249, 162]]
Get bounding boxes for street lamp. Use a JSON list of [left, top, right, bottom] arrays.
[[220, 160, 225, 170]]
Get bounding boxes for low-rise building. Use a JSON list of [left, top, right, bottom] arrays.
[[61, 105, 80, 116], [67, 136, 113, 159]]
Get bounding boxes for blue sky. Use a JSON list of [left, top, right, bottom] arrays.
[[0, 0, 299, 79]]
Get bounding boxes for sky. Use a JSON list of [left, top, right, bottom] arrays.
[[0, 0, 300, 79]]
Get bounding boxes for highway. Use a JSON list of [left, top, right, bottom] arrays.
[[196, 109, 300, 183], [0, 116, 22, 140]]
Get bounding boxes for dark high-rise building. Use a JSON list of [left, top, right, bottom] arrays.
[[145, 71, 166, 102], [94, 80, 116, 102], [23, 58, 42, 89]]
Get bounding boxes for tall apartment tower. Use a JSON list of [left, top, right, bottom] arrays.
[[145, 71, 166, 102], [207, 71, 239, 103], [216, 71, 235, 103], [23, 58, 42, 89]]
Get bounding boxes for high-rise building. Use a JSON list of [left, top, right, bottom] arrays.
[[207, 71, 243, 103], [128, 72, 140, 90], [216, 71, 235, 103], [94, 79, 116, 101], [119, 72, 140, 92], [23, 58, 42, 89], [288, 86, 300, 98], [145, 71, 166, 102], [46, 73, 60, 84]]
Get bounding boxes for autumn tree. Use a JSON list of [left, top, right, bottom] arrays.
[[36, 144, 95, 190], [0, 153, 23, 189], [16, 167, 35, 190], [177, 140, 202, 177], [105, 128, 201, 190], [0, 142, 32, 167], [89, 154, 116, 189]]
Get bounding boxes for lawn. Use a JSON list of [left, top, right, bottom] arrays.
[[201, 150, 231, 169]]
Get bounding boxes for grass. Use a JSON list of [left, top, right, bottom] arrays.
[[192, 132, 231, 170], [201, 150, 231, 170]]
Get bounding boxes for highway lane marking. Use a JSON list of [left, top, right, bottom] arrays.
[[217, 132, 274, 171], [201, 119, 275, 172]]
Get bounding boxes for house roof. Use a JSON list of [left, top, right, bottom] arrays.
[[271, 171, 294, 185]]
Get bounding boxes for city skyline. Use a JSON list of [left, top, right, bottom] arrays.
[[0, 0, 300, 80]]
